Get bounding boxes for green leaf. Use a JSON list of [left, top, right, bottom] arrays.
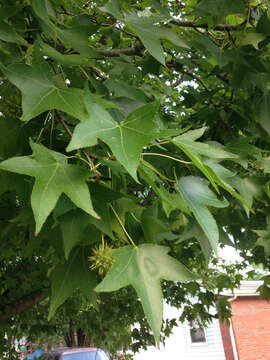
[[226, 137, 261, 158], [0, 20, 27, 46], [240, 32, 266, 50], [100, 0, 122, 20], [0, 61, 88, 122], [178, 176, 228, 254], [104, 79, 147, 103], [100, 6, 189, 65], [110, 198, 142, 241], [49, 246, 97, 319], [174, 128, 237, 159], [257, 13, 270, 35], [203, 159, 252, 213], [254, 223, 270, 258], [125, 13, 189, 65], [141, 208, 168, 244], [31, 0, 55, 27], [67, 89, 160, 180], [39, 41, 93, 67], [173, 128, 238, 193], [0, 5, 19, 20], [0, 117, 31, 159], [0, 141, 98, 233], [95, 244, 195, 344], [258, 284, 270, 302], [176, 223, 212, 262], [139, 161, 189, 216], [0, 171, 27, 198], [60, 210, 92, 259], [192, 0, 246, 24], [59, 26, 100, 57], [89, 183, 124, 236], [259, 92, 270, 136], [32, 0, 99, 57]]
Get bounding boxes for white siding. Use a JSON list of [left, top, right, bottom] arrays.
[[134, 304, 226, 360], [182, 319, 226, 360]]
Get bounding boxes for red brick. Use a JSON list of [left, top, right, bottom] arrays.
[[230, 297, 270, 360]]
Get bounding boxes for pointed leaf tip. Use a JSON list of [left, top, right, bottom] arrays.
[[96, 244, 195, 344], [0, 142, 97, 232], [178, 176, 228, 254]]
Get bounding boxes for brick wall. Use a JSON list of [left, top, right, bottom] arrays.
[[230, 296, 270, 360]]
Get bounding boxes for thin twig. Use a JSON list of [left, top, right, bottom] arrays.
[[170, 20, 247, 31], [56, 110, 73, 137], [182, 70, 210, 92], [56, 111, 103, 176], [83, 151, 102, 177]]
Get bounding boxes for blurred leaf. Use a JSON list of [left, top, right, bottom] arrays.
[[49, 246, 97, 319]]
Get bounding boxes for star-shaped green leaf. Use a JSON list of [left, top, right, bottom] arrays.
[[254, 223, 270, 258], [0, 61, 88, 122], [95, 244, 195, 344], [67, 90, 160, 181], [49, 246, 97, 320], [0, 140, 98, 233], [178, 176, 228, 254]]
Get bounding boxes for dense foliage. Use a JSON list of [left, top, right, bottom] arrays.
[[1, 0, 270, 357]]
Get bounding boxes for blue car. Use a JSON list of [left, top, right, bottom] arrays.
[[25, 349, 44, 359], [38, 347, 109, 360]]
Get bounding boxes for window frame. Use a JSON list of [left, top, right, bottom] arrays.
[[188, 321, 208, 346]]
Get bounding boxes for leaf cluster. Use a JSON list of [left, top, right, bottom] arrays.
[[1, 0, 270, 355]]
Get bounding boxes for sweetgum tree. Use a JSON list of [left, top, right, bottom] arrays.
[[1, 0, 270, 357]]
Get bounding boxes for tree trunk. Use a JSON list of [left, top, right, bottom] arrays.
[[77, 328, 86, 346], [65, 319, 75, 347]]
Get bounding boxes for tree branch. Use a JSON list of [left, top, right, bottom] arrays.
[[170, 20, 246, 31], [56, 110, 73, 137], [56, 111, 102, 177], [0, 288, 47, 322], [96, 44, 144, 57]]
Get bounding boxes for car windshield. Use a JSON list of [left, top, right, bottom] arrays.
[[62, 352, 97, 360]]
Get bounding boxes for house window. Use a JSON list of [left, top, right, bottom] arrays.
[[189, 322, 207, 344]]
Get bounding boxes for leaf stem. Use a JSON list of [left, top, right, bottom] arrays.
[[109, 205, 137, 248], [142, 152, 192, 165], [83, 151, 102, 177], [143, 160, 176, 183], [148, 140, 172, 147], [36, 111, 52, 142], [101, 232, 105, 250], [131, 212, 141, 223]]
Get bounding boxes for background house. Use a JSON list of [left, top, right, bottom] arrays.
[[134, 281, 270, 360], [134, 303, 227, 360], [221, 281, 270, 360]]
